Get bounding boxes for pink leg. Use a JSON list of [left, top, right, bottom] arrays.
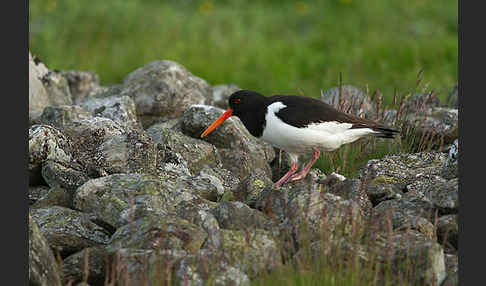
[[274, 161, 299, 187], [288, 149, 321, 182]]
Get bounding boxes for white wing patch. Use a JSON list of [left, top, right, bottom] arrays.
[[261, 101, 378, 154]]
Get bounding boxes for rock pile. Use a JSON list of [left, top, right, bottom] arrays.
[[29, 52, 458, 286]]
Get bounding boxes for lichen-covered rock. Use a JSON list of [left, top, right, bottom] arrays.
[[236, 169, 274, 204], [31, 186, 74, 209], [107, 215, 207, 253], [371, 197, 437, 237], [61, 246, 110, 286], [116, 248, 250, 286], [360, 152, 447, 197], [436, 214, 458, 251], [42, 160, 90, 192], [96, 129, 157, 175], [29, 214, 62, 286], [210, 84, 241, 109], [321, 85, 376, 118], [172, 199, 221, 249], [74, 173, 178, 228], [80, 94, 141, 130], [328, 178, 372, 217], [220, 229, 281, 278], [372, 231, 446, 286], [441, 139, 458, 180], [29, 124, 73, 186], [198, 166, 240, 197], [120, 60, 212, 128], [146, 124, 222, 175], [28, 185, 50, 205], [287, 190, 362, 243], [403, 107, 458, 150], [365, 179, 405, 206], [39, 105, 94, 129], [60, 70, 103, 104], [181, 105, 275, 180], [41, 71, 73, 106], [210, 201, 276, 231], [423, 178, 458, 214], [30, 206, 111, 257]]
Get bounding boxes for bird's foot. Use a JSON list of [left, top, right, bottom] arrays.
[[274, 161, 299, 187], [287, 148, 321, 183]]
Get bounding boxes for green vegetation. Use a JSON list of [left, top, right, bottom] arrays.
[[29, 0, 457, 105]]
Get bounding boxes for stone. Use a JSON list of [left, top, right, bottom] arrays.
[[210, 201, 276, 231], [30, 206, 111, 257], [29, 214, 62, 286], [61, 246, 110, 286], [60, 70, 103, 104], [441, 139, 458, 180], [80, 94, 141, 130], [29, 124, 74, 186], [107, 215, 207, 253], [121, 60, 212, 128], [210, 84, 241, 109]]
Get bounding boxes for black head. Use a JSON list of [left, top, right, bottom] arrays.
[[228, 90, 267, 117]]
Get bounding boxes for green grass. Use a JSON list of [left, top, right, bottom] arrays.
[[29, 0, 457, 106]]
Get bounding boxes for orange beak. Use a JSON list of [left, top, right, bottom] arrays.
[[200, 109, 233, 138]]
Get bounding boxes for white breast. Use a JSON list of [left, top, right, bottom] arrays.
[[260, 102, 377, 154]]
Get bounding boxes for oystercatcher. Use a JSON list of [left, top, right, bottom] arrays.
[[201, 90, 399, 186]]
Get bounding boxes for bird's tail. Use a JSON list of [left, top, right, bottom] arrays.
[[372, 126, 400, 139]]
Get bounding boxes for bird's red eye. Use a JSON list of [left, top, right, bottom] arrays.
[[234, 98, 241, 104]]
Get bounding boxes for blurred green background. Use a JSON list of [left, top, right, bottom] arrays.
[[29, 0, 457, 105]]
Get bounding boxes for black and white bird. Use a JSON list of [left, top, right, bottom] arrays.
[[201, 90, 399, 187]]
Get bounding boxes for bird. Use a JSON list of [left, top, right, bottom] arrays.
[[200, 90, 399, 187]]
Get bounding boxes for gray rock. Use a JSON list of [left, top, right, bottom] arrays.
[[80, 94, 141, 130], [172, 199, 221, 249], [61, 246, 110, 286], [29, 124, 73, 186], [28, 185, 50, 205], [198, 166, 239, 198], [96, 129, 157, 175], [29, 214, 62, 286], [210, 201, 276, 231], [41, 71, 73, 106], [107, 215, 207, 253], [121, 60, 212, 128], [31, 186, 74, 209], [436, 214, 458, 251], [116, 248, 250, 286], [423, 178, 458, 214], [236, 169, 274, 204], [42, 160, 90, 192], [287, 190, 362, 243], [372, 230, 446, 286], [219, 229, 281, 278], [30, 206, 111, 257], [321, 85, 376, 118], [181, 105, 275, 180], [39, 105, 93, 129], [360, 152, 447, 197], [74, 173, 178, 229], [146, 124, 222, 175], [371, 197, 437, 237], [211, 84, 241, 109], [328, 178, 372, 217], [365, 180, 405, 206], [441, 139, 458, 180], [29, 52, 50, 114], [403, 107, 458, 151], [60, 70, 103, 104]]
